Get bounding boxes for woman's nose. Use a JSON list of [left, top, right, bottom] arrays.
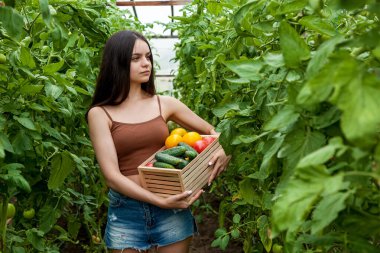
[[142, 57, 150, 66]]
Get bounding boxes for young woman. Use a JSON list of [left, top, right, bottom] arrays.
[[87, 30, 230, 253]]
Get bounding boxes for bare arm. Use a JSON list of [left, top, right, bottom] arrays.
[[160, 96, 215, 134], [87, 107, 201, 208]]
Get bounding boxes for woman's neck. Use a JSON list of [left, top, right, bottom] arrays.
[[121, 86, 150, 105]]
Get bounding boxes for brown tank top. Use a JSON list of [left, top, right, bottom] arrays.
[[101, 96, 169, 176]]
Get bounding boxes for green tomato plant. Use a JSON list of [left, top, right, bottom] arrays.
[[170, 0, 380, 252], [0, 0, 148, 252]]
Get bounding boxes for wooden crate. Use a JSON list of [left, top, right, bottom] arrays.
[[138, 135, 222, 199]]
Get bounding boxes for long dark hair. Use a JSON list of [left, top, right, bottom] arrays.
[[89, 30, 156, 109]]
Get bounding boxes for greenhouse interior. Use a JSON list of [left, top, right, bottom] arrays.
[[0, 0, 379, 252]]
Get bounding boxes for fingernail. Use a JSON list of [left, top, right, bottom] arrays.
[[208, 182, 210, 186], [187, 190, 192, 195], [208, 162, 213, 166]]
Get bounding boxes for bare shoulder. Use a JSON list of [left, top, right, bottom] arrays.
[[88, 106, 105, 119], [87, 106, 110, 126], [158, 95, 182, 107]]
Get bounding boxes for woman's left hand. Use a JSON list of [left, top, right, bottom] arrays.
[[207, 148, 231, 186]]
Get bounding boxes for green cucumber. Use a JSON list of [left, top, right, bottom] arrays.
[[178, 160, 189, 169], [155, 153, 187, 167], [178, 142, 198, 153], [159, 146, 186, 157], [153, 162, 175, 169], [185, 150, 198, 160]]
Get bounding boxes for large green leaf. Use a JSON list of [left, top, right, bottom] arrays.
[[212, 102, 241, 118], [306, 35, 345, 78], [272, 165, 350, 237], [0, 163, 31, 193], [279, 21, 310, 68], [297, 137, 346, 168], [48, 151, 74, 189], [233, 0, 266, 36], [278, 128, 325, 171], [25, 228, 45, 251], [274, 0, 308, 15], [20, 47, 36, 69], [263, 51, 285, 68], [311, 190, 351, 234], [249, 135, 284, 180], [336, 73, 380, 146], [20, 84, 44, 95], [14, 116, 37, 131], [257, 215, 272, 252], [12, 130, 33, 154], [299, 16, 338, 37], [263, 106, 299, 131], [297, 53, 357, 106], [42, 60, 64, 74], [0, 7, 25, 41], [0, 132, 14, 158], [223, 59, 263, 81], [45, 82, 64, 99], [39, 0, 52, 28]]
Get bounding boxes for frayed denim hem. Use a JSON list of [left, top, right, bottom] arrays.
[[108, 246, 152, 252]]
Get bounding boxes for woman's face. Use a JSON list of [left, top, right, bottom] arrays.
[[130, 39, 152, 85]]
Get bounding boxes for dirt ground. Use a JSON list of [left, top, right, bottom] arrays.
[[189, 210, 243, 253]]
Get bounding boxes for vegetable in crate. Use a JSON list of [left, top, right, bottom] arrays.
[[178, 142, 198, 153], [165, 134, 183, 148], [155, 153, 189, 169], [193, 140, 208, 153], [153, 161, 175, 169], [159, 146, 186, 156], [182, 132, 202, 146], [185, 150, 197, 160]]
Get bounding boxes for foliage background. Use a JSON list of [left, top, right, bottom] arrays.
[[170, 0, 380, 252], [1, 0, 380, 252]]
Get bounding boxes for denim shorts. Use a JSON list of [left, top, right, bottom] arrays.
[[104, 189, 198, 251]]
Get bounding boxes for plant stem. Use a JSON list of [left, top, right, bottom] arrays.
[[0, 196, 10, 253]]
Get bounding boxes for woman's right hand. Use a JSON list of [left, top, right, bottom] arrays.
[[158, 189, 204, 209]]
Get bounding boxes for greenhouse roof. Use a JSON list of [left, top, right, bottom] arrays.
[[115, 1, 190, 92], [116, 0, 189, 36]]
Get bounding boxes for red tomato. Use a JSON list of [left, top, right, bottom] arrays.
[[193, 140, 208, 153], [146, 162, 154, 167], [202, 136, 215, 145]]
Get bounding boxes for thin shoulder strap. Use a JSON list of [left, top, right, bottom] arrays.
[[100, 106, 113, 121], [157, 95, 162, 115]]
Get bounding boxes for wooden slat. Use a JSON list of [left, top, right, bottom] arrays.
[[145, 178, 181, 186], [116, 0, 190, 6], [147, 186, 182, 194], [183, 153, 214, 186], [144, 174, 180, 182], [143, 169, 179, 175], [146, 183, 182, 191], [182, 136, 220, 174], [183, 158, 212, 186], [183, 143, 221, 178], [143, 171, 179, 176], [182, 156, 210, 184], [184, 164, 211, 191]]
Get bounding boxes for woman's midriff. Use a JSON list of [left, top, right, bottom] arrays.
[[128, 174, 143, 187]]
